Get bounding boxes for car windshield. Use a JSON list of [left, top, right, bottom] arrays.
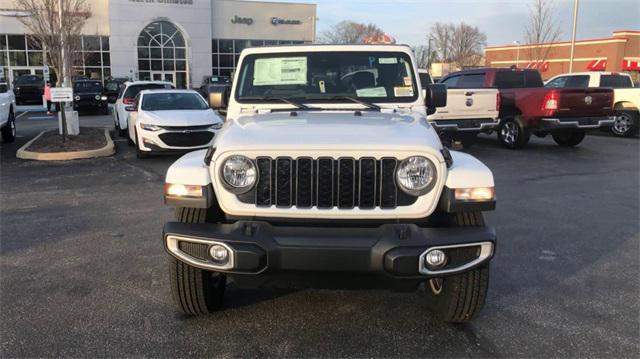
[[74, 81, 103, 92], [141, 92, 209, 111], [209, 76, 229, 84], [235, 51, 418, 105], [16, 75, 42, 85]]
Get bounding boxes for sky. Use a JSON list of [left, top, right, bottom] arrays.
[[264, 0, 640, 47]]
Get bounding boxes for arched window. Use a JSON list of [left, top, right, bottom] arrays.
[[137, 21, 187, 88]]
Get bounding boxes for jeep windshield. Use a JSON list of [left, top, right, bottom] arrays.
[[235, 51, 419, 107]]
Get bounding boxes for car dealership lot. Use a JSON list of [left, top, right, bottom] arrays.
[[1, 114, 638, 357]]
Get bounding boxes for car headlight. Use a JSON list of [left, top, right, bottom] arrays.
[[74, 95, 81, 101], [209, 122, 223, 130], [100, 95, 107, 101], [221, 155, 257, 193], [396, 156, 437, 196], [95, 95, 101, 100], [140, 123, 161, 131]]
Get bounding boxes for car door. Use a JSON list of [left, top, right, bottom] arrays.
[[128, 94, 141, 141], [0, 83, 11, 124]]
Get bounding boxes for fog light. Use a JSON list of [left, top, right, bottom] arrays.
[[209, 245, 229, 263], [425, 249, 447, 269]]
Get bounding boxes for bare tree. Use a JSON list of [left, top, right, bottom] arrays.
[[524, 0, 563, 63], [448, 23, 487, 68], [16, 0, 91, 140], [319, 20, 384, 44], [429, 22, 486, 68]]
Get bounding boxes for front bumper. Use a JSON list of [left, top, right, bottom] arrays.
[[163, 221, 496, 289], [539, 116, 616, 130], [431, 119, 499, 133], [73, 100, 107, 110], [138, 127, 216, 152]]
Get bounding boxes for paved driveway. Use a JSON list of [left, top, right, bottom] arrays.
[[1, 113, 638, 357]]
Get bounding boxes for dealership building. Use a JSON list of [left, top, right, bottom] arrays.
[[0, 0, 316, 88], [484, 30, 640, 81]]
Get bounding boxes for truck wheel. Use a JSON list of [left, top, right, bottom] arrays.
[[498, 117, 530, 149], [552, 130, 585, 147], [424, 212, 490, 323], [1, 111, 16, 143], [169, 207, 227, 315], [612, 110, 639, 137]]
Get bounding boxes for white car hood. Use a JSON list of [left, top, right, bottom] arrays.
[[216, 110, 443, 153], [139, 109, 221, 126]]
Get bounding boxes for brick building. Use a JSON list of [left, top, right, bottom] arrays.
[[484, 30, 640, 81]]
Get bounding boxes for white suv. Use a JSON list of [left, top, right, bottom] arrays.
[[162, 45, 497, 323], [0, 82, 16, 143], [113, 81, 173, 137]]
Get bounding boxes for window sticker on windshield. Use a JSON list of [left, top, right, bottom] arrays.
[[356, 87, 388, 97], [253, 57, 307, 86], [394, 86, 414, 97], [403, 77, 412, 86], [379, 57, 398, 65]]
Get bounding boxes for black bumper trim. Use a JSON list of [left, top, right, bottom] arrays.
[[163, 220, 497, 282]]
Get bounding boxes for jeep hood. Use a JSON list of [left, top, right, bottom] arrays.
[[215, 111, 443, 152]]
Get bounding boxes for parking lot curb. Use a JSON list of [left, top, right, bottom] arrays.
[[16, 129, 115, 161]]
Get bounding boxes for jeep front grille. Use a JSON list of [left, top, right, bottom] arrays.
[[237, 157, 417, 209]]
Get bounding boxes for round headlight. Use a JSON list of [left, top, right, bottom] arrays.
[[74, 95, 80, 101], [221, 155, 257, 193], [396, 156, 436, 196], [95, 95, 101, 100]]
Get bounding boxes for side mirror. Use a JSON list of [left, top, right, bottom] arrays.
[[125, 106, 136, 112], [208, 84, 231, 109], [425, 84, 447, 115]]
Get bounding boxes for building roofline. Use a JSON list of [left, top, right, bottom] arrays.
[[485, 30, 637, 50]]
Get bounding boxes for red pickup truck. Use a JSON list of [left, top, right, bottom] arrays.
[[440, 68, 615, 149]]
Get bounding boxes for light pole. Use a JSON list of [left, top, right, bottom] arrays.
[[569, 0, 579, 72], [513, 41, 521, 68]]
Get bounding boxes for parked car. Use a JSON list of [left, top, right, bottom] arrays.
[[546, 72, 639, 137], [72, 80, 109, 115], [418, 69, 500, 147], [113, 80, 174, 137], [103, 77, 129, 104], [198, 75, 230, 97], [161, 45, 497, 323], [12, 74, 44, 105], [0, 82, 17, 142], [441, 68, 615, 149], [199, 75, 231, 108], [126, 89, 223, 158]]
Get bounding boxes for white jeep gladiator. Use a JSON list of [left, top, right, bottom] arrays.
[[418, 69, 500, 147], [162, 45, 497, 323], [546, 71, 639, 137]]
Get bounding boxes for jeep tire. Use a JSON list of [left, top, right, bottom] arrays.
[[1, 111, 16, 143], [169, 207, 226, 315], [424, 212, 490, 323], [552, 130, 586, 147], [498, 116, 530, 149]]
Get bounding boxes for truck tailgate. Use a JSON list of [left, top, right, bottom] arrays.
[[556, 88, 613, 117], [430, 88, 499, 121]]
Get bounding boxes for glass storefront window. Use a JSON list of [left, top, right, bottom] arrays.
[[0, 35, 6, 50], [28, 52, 43, 66], [137, 21, 188, 87], [83, 36, 101, 51], [9, 52, 26, 66], [101, 37, 110, 51], [84, 52, 102, 67], [219, 54, 233, 68], [219, 40, 233, 53], [7, 35, 25, 50]]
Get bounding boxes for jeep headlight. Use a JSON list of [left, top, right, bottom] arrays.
[[396, 156, 436, 196], [221, 155, 257, 193]]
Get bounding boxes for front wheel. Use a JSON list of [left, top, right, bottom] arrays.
[[169, 207, 227, 315], [1, 111, 16, 143], [424, 212, 490, 323], [612, 110, 639, 137], [552, 130, 585, 147], [498, 117, 530, 149]]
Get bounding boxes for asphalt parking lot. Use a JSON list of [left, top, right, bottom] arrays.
[[1, 111, 638, 357]]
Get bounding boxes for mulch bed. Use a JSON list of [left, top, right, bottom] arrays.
[[27, 127, 108, 153]]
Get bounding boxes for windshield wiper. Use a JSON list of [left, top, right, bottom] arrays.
[[241, 96, 310, 110], [303, 95, 381, 111]]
